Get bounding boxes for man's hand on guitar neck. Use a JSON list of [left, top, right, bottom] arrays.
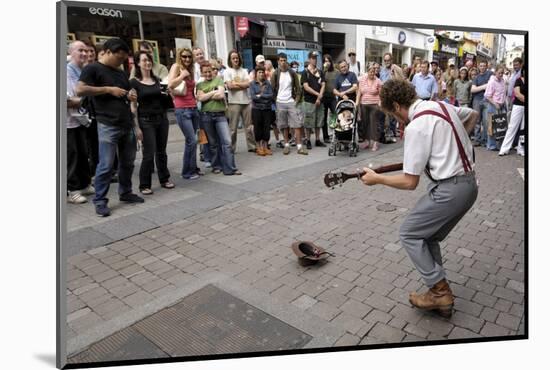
[[360, 167, 380, 186]]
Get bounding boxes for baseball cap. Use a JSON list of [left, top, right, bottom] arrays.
[[308, 51, 319, 59], [255, 54, 265, 63]]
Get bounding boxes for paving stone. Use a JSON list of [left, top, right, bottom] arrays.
[[494, 298, 514, 313], [67, 307, 91, 323], [387, 317, 408, 330], [368, 322, 406, 343], [448, 327, 482, 339], [364, 309, 393, 324], [252, 277, 284, 294], [451, 284, 476, 301], [417, 316, 454, 337], [291, 295, 318, 310], [403, 323, 430, 338], [451, 312, 485, 333], [363, 279, 395, 296], [122, 290, 155, 308], [465, 278, 496, 295], [338, 270, 361, 283], [307, 301, 341, 322], [339, 299, 373, 319], [480, 307, 499, 323], [481, 322, 511, 337], [271, 285, 303, 303], [347, 286, 373, 302], [454, 297, 483, 317], [317, 288, 349, 307], [72, 282, 99, 296], [456, 248, 475, 258], [493, 286, 524, 304], [473, 291, 498, 308], [68, 311, 104, 332], [506, 279, 524, 294], [334, 333, 361, 347], [496, 312, 522, 331], [364, 293, 396, 313]]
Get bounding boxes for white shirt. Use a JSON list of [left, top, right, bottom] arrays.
[[349, 61, 360, 76], [276, 71, 294, 103], [224, 67, 251, 104], [404, 100, 475, 181]]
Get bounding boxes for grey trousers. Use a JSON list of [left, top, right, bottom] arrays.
[[227, 103, 256, 152], [399, 172, 478, 287]]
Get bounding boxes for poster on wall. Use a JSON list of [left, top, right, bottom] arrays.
[[132, 39, 160, 64]]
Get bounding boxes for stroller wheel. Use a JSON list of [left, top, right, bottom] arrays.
[[328, 147, 334, 156]]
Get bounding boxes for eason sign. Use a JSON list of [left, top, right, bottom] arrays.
[[89, 7, 123, 18]]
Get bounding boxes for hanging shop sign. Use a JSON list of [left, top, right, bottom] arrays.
[[236, 17, 249, 38], [398, 31, 407, 44], [88, 7, 123, 18]]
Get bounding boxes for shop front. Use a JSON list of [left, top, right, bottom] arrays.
[[67, 5, 196, 70], [432, 36, 459, 70]]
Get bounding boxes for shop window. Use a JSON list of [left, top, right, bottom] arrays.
[[265, 21, 282, 37], [366, 40, 385, 65]]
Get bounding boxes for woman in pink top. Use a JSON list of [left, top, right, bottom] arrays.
[[356, 62, 383, 151], [167, 48, 202, 179], [483, 65, 506, 151]]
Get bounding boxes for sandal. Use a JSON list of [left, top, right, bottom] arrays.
[[371, 142, 379, 152], [161, 181, 175, 189], [140, 188, 154, 195], [212, 169, 222, 174]]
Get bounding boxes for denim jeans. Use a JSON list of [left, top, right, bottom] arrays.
[[93, 123, 137, 206], [138, 114, 170, 189], [175, 108, 199, 178], [200, 112, 237, 175], [484, 102, 504, 150], [472, 98, 488, 145]]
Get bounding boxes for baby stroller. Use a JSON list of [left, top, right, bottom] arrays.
[[328, 99, 358, 157]]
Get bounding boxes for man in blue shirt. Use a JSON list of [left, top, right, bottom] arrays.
[[411, 61, 438, 100], [471, 60, 493, 146]]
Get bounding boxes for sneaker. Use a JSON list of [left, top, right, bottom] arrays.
[[290, 138, 296, 147], [306, 139, 312, 150], [95, 203, 111, 217], [80, 184, 95, 196], [119, 193, 145, 203], [315, 140, 326, 147], [276, 140, 284, 149], [183, 174, 200, 180], [518, 150, 525, 157], [67, 191, 87, 204], [297, 147, 309, 155], [283, 145, 290, 155], [204, 162, 212, 168], [498, 151, 508, 156]]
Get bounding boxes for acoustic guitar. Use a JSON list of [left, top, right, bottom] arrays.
[[323, 163, 403, 188]]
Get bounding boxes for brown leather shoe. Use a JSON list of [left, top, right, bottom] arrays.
[[409, 279, 454, 318]]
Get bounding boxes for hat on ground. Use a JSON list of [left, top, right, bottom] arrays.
[[255, 54, 266, 63], [291, 241, 333, 266]]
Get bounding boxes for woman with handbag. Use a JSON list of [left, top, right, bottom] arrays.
[[483, 65, 507, 151], [130, 51, 175, 195], [168, 48, 202, 180], [196, 61, 242, 175]]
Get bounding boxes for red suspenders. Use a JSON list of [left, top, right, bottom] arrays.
[[413, 102, 473, 174]]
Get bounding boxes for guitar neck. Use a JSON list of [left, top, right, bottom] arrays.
[[356, 163, 403, 177]]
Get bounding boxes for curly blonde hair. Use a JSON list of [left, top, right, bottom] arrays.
[[175, 47, 195, 79]]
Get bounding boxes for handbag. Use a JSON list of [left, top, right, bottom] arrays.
[[172, 80, 186, 96], [490, 112, 508, 140], [198, 128, 208, 144]]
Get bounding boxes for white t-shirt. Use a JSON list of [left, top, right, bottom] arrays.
[[349, 62, 360, 76], [404, 100, 475, 181], [224, 67, 251, 104], [276, 71, 294, 104]]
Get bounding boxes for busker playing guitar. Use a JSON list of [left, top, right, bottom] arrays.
[[361, 79, 479, 317]]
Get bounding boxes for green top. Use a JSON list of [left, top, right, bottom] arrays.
[[196, 77, 226, 112]]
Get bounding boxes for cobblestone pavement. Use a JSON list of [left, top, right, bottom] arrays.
[[65, 124, 525, 358]]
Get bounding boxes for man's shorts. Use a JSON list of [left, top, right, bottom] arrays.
[[303, 101, 324, 129], [276, 101, 303, 129]]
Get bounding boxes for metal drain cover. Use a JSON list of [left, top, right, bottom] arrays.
[[377, 203, 397, 212], [69, 284, 312, 364]]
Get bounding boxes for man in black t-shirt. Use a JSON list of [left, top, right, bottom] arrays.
[[301, 51, 326, 149], [77, 38, 144, 217]]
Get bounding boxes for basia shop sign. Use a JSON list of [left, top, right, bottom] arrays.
[[236, 17, 249, 38]]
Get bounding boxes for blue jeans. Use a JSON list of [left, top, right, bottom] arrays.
[[201, 112, 237, 175], [93, 123, 137, 206], [175, 108, 199, 178], [472, 98, 488, 145], [484, 102, 504, 150]]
